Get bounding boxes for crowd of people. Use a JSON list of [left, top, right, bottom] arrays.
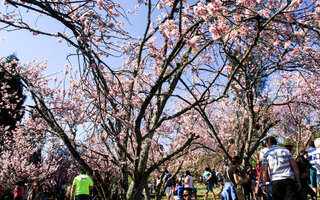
[[161, 136, 320, 200], [3, 136, 320, 200], [220, 136, 320, 200], [0, 170, 93, 200], [0, 181, 67, 200]]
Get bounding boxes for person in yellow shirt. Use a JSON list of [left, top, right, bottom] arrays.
[[70, 171, 93, 200]]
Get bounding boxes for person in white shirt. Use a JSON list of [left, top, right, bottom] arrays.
[[184, 170, 193, 194]]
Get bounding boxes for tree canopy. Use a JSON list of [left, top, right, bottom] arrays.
[[0, 0, 319, 199]]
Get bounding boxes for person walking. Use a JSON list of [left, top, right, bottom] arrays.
[[308, 138, 320, 198], [261, 136, 301, 200], [163, 169, 175, 200], [255, 147, 272, 200], [306, 140, 318, 195], [296, 151, 317, 200], [70, 170, 93, 200], [221, 156, 250, 200], [202, 167, 216, 200]]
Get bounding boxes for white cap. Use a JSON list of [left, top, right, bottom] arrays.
[[315, 138, 320, 148]]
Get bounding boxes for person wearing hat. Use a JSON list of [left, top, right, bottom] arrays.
[[261, 136, 301, 200]]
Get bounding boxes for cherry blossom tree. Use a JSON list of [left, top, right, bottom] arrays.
[[272, 69, 320, 153], [0, 55, 25, 152], [173, 0, 320, 165], [0, 109, 59, 188], [1, 0, 320, 199]]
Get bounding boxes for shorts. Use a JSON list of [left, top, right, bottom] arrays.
[[221, 182, 237, 200], [165, 187, 172, 196], [75, 194, 90, 200], [206, 183, 214, 192]]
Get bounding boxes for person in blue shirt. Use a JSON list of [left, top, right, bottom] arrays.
[[163, 170, 175, 200], [175, 181, 184, 200], [202, 168, 216, 200]]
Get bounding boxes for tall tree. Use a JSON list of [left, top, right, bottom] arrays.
[[0, 55, 25, 151], [0, 0, 319, 199]]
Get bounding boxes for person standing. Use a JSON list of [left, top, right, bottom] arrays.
[[163, 169, 175, 200], [308, 138, 320, 198], [296, 151, 317, 200], [221, 156, 250, 200], [14, 181, 24, 200], [183, 170, 193, 193], [70, 170, 93, 200], [202, 168, 216, 200], [243, 165, 255, 200], [175, 181, 184, 200], [255, 147, 272, 200], [261, 136, 301, 200], [306, 140, 318, 195]]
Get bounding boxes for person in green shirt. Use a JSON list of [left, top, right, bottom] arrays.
[[70, 171, 93, 200]]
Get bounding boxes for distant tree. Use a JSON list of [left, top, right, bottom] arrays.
[[0, 54, 26, 151]]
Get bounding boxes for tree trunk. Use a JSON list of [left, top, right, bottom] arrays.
[[126, 174, 149, 200]]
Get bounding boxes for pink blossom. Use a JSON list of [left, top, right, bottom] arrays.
[[207, 2, 222, 16], [187, 36, 199, 47], [284, 41, 291, 49], [209, 25, 221, 40], [166, 2, 173, 7], [97, 0, 104, 8], [108, 22, 115, 28], [157, 3, 164, 9]]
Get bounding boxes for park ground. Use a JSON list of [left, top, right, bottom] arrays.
[[150, 184, 319, 200], [151, 183, 222, 200]]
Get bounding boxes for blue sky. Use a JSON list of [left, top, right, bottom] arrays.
[[0, 1, 147, 74], [0, 26, 74, 75]]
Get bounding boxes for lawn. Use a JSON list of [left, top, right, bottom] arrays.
[[151, 183, 222, 200]]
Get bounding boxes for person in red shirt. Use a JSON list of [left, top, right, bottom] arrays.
[[14, 181, 24, 200]]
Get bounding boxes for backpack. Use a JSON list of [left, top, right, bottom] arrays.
[[206, 172, 217, 185]]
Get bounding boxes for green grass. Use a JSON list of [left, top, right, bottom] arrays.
[[151, 183, 222, 200]]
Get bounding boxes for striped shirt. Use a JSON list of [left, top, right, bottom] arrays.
[[308, 148, 320, 174], [262, 145, 295, 181]]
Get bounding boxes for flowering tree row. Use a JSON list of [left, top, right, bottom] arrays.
[[1, 0, 320, 199]]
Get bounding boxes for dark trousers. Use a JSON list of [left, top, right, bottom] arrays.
[[304, 184, 317, 200], [271, 179, 297, 200], [75, 194, 90, 200]]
